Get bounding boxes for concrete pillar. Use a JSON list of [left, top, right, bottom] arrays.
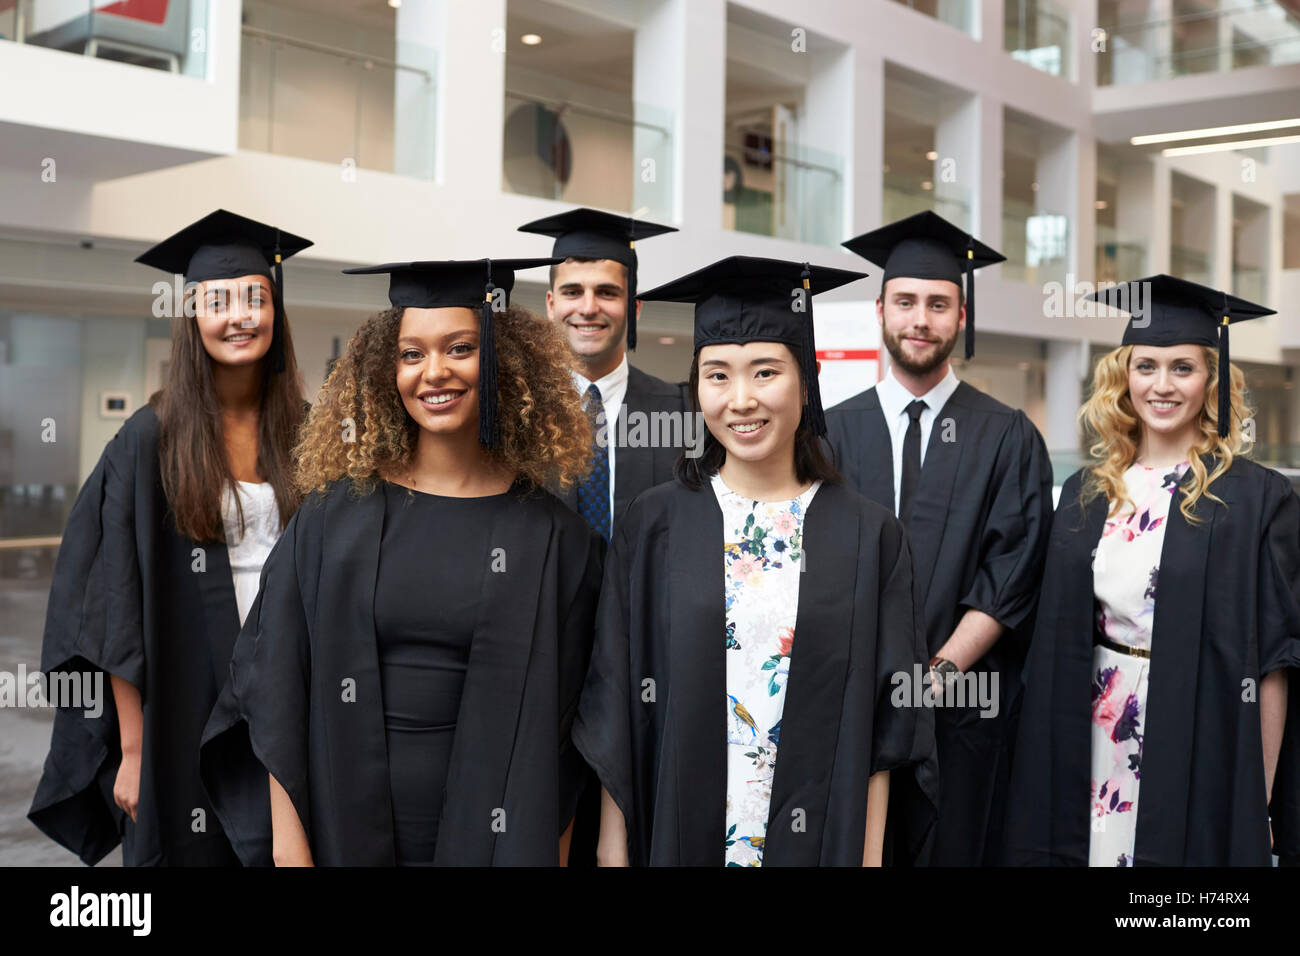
[[935, 94, 980, 232], [1045, 339, 1087, 453]]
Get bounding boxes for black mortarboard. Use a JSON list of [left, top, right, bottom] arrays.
[[342, 257, 560, 448], [517, 207, 677, 351], [135, 209, 313, 374], [841, 210, 1004, 360], [1085, 273, 1275, 438], [639, 256, 868, 436]]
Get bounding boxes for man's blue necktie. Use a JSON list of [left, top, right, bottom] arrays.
[[577, 383, 611, 540]]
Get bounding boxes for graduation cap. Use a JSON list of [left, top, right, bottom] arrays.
[[842, 210, 1004, 361], [1085, 273, 1275, 438], [517, 207, 677, 351], [135, 209, 313, 374], [638, 256, 868, 436], [342, 257, 560, 448]]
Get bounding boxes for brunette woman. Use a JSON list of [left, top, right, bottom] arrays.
[[1006, 275, 1300, 866], [29, 210, 311, 865], [574, 257, 938, 866], [200, 258, 602, 866]]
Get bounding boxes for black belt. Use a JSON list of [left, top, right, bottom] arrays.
[[1093, 633, 1150, 659]]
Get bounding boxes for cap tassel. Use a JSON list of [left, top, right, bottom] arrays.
[[479, 259, 499, 448], [799, 262, 827, 437], [626, 236, 638, 352], [963, 239, 975, 361], [270, 229, 287, 373], [1218, 298, 1230, 440]]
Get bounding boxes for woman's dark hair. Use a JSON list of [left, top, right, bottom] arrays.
[[674, 342, 841, 491], [154, 282, 305, 542]]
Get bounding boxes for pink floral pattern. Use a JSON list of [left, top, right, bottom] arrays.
[[1088, 460, 1187, 866]]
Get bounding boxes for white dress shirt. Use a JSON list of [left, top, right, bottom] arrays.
[[874, 366, 960, 516], [571, 355, 629, 519], [220, 480, 282, 626]]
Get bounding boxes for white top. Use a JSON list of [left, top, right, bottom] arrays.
[[874, 366, 960, 516], [220, 480, 282, 627], [712, 473, 822, 866], [570, 354, 629, 521]]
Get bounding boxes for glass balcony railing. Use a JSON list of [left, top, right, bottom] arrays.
[[1171, 244, 1212, 285], [2, 0, 208, 76], [887, 0, 977, 37], [1099, 0, 1300, 85], [884, 176, 973, 232], [723, 140, 842, 247], [1006, 0, 1072, 78], [1095, 225, 1147, 284], [239, 26, 437, 179], [502, 92, 674, 224], [1233, 265, 1267, 302], [1003, 200, 1070, 287]]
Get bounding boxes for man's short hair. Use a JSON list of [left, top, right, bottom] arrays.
[[549, 257, 629, 290]]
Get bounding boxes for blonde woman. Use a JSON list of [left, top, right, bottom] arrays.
[[1006, 275, 1300, 866], [200, 259, 601, 866]]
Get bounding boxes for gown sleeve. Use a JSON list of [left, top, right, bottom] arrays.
[[199, 496, 317, 866], [555, 529, 603, 834], [958, 411, 1054, 641], [1258, 476, 1300, 864], [571, 516, 636, 838], [28, 425, 145, 864], [869, 514, 940, 860]]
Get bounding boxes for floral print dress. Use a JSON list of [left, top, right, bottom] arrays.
[[1088, 460, 1189, 867], [713, 473, 822, 867]]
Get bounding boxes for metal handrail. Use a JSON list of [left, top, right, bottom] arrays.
[[504, 89, 671, 137], [723, 142, 840, 177], [241, 25, 433, 81]]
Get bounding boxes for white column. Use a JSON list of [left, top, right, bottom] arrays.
[[800, 47, 855, 246], [1045, 339, 1086, 453], [935, 94, 980, 232]]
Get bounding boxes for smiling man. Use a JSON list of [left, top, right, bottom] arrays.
[[519, 207, 687, 539], [825, 211, 1054, 866]]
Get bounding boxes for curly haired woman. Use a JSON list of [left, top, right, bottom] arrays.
[[1007, 275, 1300, 866], [201, 258, 603, 866]]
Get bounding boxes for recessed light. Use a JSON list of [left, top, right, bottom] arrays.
[[658, 336, 676, 346], [388, 0, 401, 8], [921, 181, 933, 190], [1162, 133, 1300, 157], [925, 150, 938, 161], [1095, 200, 1108, 210], [1131, 117, 1300, 146], [521, 33, 542, 45]]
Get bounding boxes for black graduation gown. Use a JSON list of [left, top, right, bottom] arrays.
[[28, 405, 245, 866], [824, 382, 1054, 865], [1005, 458, 1300, 866], [198, 479, 602, 866], [555, 364, 689, 525], [573, 478, 939, 865]]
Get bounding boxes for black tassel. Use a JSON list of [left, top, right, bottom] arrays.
[[963, 238, 975, 361], [626, 234, 638, 352], [479, 259, 499, 448], [1218, 292, 1230, 439], [270, 229, 286, 373], [799, 262, 827, 437]]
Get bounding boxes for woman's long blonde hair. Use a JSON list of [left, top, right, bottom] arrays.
[[294, 304, 592, 496], [1078, 344, 1252, 523]]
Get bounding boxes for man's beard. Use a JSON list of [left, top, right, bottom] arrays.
[[882, 324, 958, 377]]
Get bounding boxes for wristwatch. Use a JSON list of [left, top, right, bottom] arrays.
[[929, 656, 960, 683]]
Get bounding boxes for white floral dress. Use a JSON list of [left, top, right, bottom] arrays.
[[1089, 461, 1189, 867], [713, 473, 822, 867]]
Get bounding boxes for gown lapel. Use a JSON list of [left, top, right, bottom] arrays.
[[764, 482, 858, 865], [669, 486, 727, 865], [904, 386, 970, 611], [1131, 467, 1215, 865], [319, 488, 395, 864], [193, 542, 241, 692], [435, 487, 551, 864]]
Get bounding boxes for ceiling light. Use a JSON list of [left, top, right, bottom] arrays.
[[921, 181, 933, 190], [1095, 200, 1108, 210], [658, 336, 676, 346], [388, 0, 401, 8], [521, 33, 542, 45], [1162, 132, 1300, 156], [1131, 117, 1300, 146], [925, 150, 938, 161]]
